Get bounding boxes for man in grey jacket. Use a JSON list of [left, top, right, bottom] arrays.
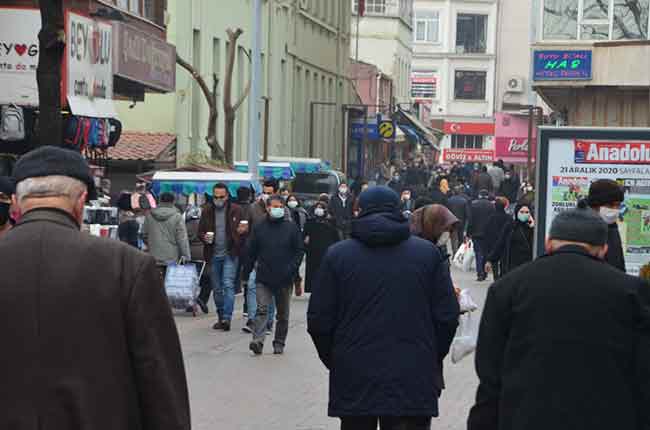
[[144, 192, 191, 265]]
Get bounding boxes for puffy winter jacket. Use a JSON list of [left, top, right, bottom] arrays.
[[143, 204, 191, 264]]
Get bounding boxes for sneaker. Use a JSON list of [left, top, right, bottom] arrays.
[[196, 298, 209, 314], [243, 312, 249, 318], [273, 344, 284, 355], [249, 341, 263, 356], [242, 320, 254, 333], [212, 320, 231, 331]]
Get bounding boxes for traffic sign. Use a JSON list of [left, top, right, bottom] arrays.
[[379, 121, 395, 139]]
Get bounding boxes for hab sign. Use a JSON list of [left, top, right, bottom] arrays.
[[66, 12, 116, 118], [575, 141, 650, 165], [533, 50, 592, 81], [0, 8, 41, 105]]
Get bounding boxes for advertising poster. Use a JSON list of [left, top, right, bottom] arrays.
[[536, 128, 650, 275], [0, 8, 41, 105]]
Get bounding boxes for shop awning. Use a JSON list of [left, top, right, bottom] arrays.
[[233, 161, 296, 180], [267, 157, 332, 174], [394, 109, 442, 150], [68, 96, 118, 118]]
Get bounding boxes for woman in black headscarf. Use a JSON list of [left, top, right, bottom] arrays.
[[303, 201, 340, 293], [486, 202, 535, 277]]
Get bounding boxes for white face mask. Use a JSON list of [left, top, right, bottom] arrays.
[[287, 200, 298, 209], [314, 208, 325, 217], [438, 231, 451, 245], [339, 187, 348, 196], [600, 206, 619, 225]]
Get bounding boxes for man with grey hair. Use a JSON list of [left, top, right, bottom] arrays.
[[0, 146, 190, 429], [468, 208, 650, 430]]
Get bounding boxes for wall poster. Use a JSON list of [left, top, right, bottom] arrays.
[[535, 127, 650, 275]]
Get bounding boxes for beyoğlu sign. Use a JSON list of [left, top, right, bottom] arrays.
[[533, 50, 592, 81], [443, 149, 494, 163], [575, 141, 650, 164], [112, 22, 176, 93]]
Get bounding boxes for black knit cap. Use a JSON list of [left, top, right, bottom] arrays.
[[549, 208, 608, 246], [13, 146, 97, 200], [358, 186, 400, 216], [587, 179, 624, 207]]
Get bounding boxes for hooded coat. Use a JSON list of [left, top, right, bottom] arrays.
[[307, 210, 460, 418], [143, 203, 191, 264]]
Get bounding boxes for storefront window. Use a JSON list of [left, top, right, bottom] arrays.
[[543, 0, 649, 40], [456, 14, 487, 54], [108, 0, 163, 26], [451, 135, 484, 149], [353, 0, 387, 15], [454, 70, 486, 100]]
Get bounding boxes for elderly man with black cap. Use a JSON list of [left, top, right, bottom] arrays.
[[0, 176, 15, 238], [468, 207, 650, 430], [308, 186, 460, 430], [0, 147, 190, 430]]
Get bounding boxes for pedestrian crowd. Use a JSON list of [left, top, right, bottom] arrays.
[[0, 145, 649, 430]]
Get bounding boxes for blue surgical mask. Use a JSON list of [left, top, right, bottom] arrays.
[[270, 207, 285, 219], [517, 213, 530, 223]]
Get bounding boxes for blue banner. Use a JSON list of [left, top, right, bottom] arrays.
[[533, 50, 592, 81]]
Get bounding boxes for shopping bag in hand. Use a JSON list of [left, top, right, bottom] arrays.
[[164, 263, 199, 310], [458, 289, 478, 313], [453, 242, 467, 270], [451, 309, 479, 363], [461, 240, 476, 272]]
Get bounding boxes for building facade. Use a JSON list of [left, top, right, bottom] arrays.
[[350, 0, 414, 104], [118, 0, 354, 169], [532, 0, 650, 127], [411, 0, 498, 163]]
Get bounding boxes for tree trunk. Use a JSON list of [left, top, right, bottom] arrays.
[[223, 28, 251, 165], [37, 0, 65, 148], [176, 53, 225, 161]]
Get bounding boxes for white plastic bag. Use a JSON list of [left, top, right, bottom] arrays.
[[164, 263, 199, 310], [458, 289, 478, 313], [452, 310, 479, 364], [453, 242, 467, 269], [461, 240, 476, 272]]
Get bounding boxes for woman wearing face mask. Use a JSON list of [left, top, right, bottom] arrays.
[[303, 202, 340, 293], [286, 194, 308, 232], [585, 179, 626, 272], [409, 204, 460, 266], [486, 203, 535, 278]]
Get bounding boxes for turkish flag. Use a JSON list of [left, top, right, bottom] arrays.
[[358, 0, 366, 16]]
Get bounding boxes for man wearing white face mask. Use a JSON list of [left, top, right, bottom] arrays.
[[586, 179, 626, 272], [329, 182, 354, 239]]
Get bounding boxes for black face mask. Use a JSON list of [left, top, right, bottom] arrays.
[[0, 202, 10, 226]]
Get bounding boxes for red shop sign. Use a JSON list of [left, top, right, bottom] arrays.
[[443, 149, 495, 163]]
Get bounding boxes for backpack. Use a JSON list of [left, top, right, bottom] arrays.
[[0, 105, 25, 141], [63, 116, 92, 151]]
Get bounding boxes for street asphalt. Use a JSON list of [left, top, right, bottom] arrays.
[[174, 267, 489, 430]]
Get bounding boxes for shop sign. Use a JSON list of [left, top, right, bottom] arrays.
[[495, 137, 536, 163], [350, 117, 379, 141], [536, 127, 650, 275], [66, 12, 116, 118], [443, 121, 495, 136], [112, 22, 176, 93], [443, 149, 494, 163], [0, 8, 40, 105], [533, 50, 592, 81]]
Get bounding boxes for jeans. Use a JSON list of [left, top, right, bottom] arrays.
[[473, 238, 487, 278], [245, 270, 275, 325], [211, 255, 239, 321], [340, 417, 431, 430], [252, 283, 291, 347]]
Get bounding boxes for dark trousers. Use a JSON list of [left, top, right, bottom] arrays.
[[473, 238, 487, 278], [252, 283, 291, 347], [197, 271, 212, 304], [340, 417, 431, 430]]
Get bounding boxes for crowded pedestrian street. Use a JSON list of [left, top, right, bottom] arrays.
[[176, 267, 486, 430]]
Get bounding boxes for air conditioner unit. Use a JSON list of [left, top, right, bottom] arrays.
[[299, 0, 310, 10], [507, 76, 525, 93]]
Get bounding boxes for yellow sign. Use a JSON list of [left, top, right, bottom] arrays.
[[379, 121, 395, 139]]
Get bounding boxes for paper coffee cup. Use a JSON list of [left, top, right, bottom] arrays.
[[206, 232, 215, 243]]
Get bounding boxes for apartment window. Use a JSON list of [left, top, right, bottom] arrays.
[[543, 0, 649, 40], [353, 0, 386, 15], [411, 72, 438, 99], [456, 14, 487, 54], [451, 135, 484, 149], [454, 70, 486, 100], [415, 10, 440, 42], [109, 0, 164, 25]]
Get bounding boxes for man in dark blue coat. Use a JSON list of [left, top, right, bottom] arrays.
[[307, 186, 460, 430]]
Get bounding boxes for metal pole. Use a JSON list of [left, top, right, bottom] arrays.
[[342, 106, 348, 173], [355, 7, 361, 63], [248, 0, 263, 181], [527, 105, 534, 182], [309, 102, 315, 158], [263, 97, 270, 161]]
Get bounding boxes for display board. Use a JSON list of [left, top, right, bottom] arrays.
[[535, 127, 650, 275]]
